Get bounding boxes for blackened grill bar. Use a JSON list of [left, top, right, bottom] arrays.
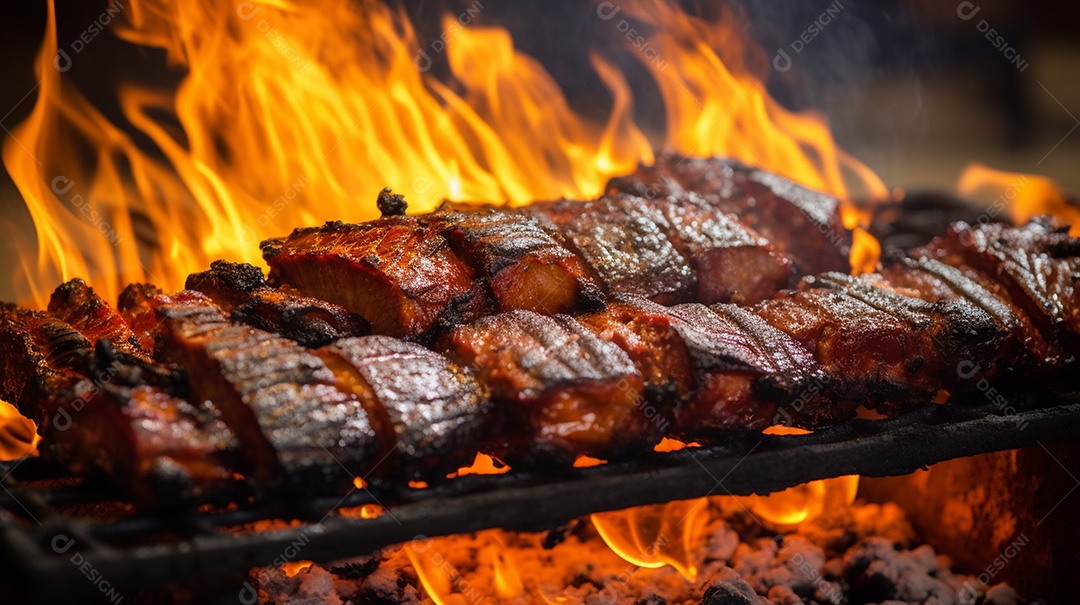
[[2, 400, 1078, 603]]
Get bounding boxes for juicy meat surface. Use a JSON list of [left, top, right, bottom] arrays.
[[262, 218, 487, 338], [434, 210, 604, 315], [318, 335, 491, 481], [48, 278, 145, 357], [0, 304, 92, 420], [654, 193, 795, 304], [754, 271, 1004, 416], [607, 151, 850, 275], [118, 283, 166, 352], [523, 194, 695, 303], [187, 260, 370, 347], [444, 310, 651, 464], [155, 292, 379, 491]]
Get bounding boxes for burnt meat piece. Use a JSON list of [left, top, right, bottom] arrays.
[[41, 348, 243, 506], [262, 218, 489, 338], [653, 193, 795, 304], [754, 271, 1004, 417], [523, 194, 695, 303], [607, 150, 850, 275], [664, 301, 824, 433], [186, 260, 370, 347], [154, 292, 379, 491], [118, 283, 165, 352], [0, 304, 92, 421], [917, 217, 1080, 352], [577, 295, 696, 407], [317, 335, 492, 481], [48, 278, 145, 357], [433, 209, 605, 315], [444, 310, 651, 464]]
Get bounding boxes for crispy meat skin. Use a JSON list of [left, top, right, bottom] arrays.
[[607, 151, 850, 275], [754, 271, 1004, 416], [444, 310, 650, 464], [41, 352, 241, 506], [318, 335, 491, 481], [523, 194, 695, 303], [155, 292, 378, 491], [262, 218, 487, 338], [433, 210, 605, 315], [919, 218, 1080, 351], [0, 304, 91, 420], [48, 278, 144, 357], [654, 193, 795, 304], [186, 260, 369, 347], [118, 283, 165, 352]]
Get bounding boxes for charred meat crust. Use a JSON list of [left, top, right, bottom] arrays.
[[154, 292, 379, 492], [443, 309, 651, 464], [48, 278, 145, 358], [523, 194, 696, 304], [187, 260, 370, 347], [0, 304, 92, 420], [606, 150, 851, 275], [261, 218, 485, 338], [318, 335, 492, 481], [432, 210, 605, 315]]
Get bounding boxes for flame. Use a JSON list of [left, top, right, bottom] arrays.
[[406, 530, 526, 605], [280, 561, 313, 577], [0, 399, 40, 461], [591, 498, 710, 580], [449, 452, 510, 478], [740, 426, 859, 525], [957, 163, 1080, 235], [5, 0, 886, 306]]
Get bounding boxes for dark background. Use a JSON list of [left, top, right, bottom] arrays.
[[2, 0, 1080, 301]]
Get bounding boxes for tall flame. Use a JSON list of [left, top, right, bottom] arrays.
[[5, 0, 885, 306]]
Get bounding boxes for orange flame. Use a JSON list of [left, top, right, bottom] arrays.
[[957, 163, 1080, 235], [591, 498, 710, 580], [5, 0, 886, 306], [0, 399, 40, 461]]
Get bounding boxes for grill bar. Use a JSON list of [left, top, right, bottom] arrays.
[[2, 397, 1079, 602]]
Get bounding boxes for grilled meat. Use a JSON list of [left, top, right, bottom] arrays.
[[607, 150, 850, 275], [317, 336, 491, 481], [653, 193, 795, 304], [48, 278, 145, 357], [186, 260, 370, 347], [41, 345, 242, 505], [262, 218, 489, 338], [523, 194, 696, 303], [154, 292, 379, 491], [118, 282, 165, 352], [444, 310, 650, 464], [433, 209, 605, 315], [0, 304, 92, 421], [754, 270, 1005, 416]]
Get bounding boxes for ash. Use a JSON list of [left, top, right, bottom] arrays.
[[249, 501, 1033, 605]]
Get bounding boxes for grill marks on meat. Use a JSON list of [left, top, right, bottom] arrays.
[[42, 349, 242, 506], [0, 304, 92, 420], [262, 219, 486, 338], [155, 292, 378, 491], [48, 278, 145, 357], [186, 260, 370, 347], [434, 210, 605, 315], [754, 270, 1004, 417], [607, 151, 850, 275], [444, 310, 649, 464], [654, 193, 795, 304], [317, 336, 491, 481], [524, 194, 695, 303]]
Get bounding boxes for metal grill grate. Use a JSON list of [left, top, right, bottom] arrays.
[[2, 396, 1079, 603]]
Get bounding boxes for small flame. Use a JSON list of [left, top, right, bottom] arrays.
[[653, 437, 699, 452], [406, 530, 525, 605], [958, 163, 1080, 235], [280, 561, 313, 577], [450, 452, 510, 478], [0, 399, 40, 461], [591, 498, 711, 580], [572, 455, 606, 468]]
